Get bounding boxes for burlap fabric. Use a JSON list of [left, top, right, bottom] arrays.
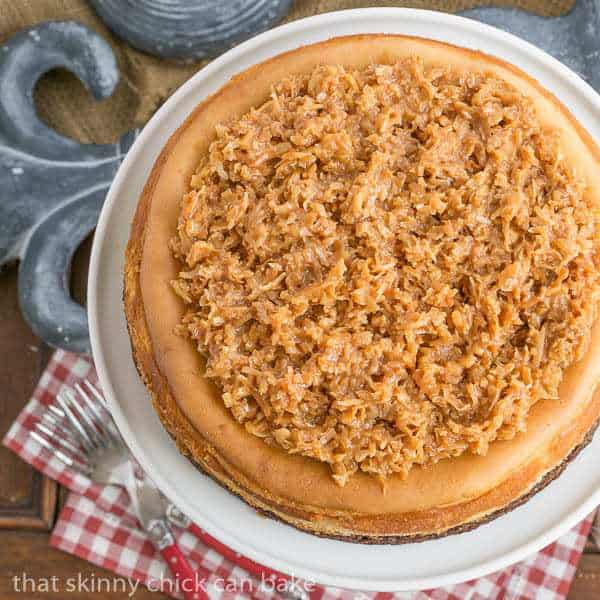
[[0, 0, 574, 143]]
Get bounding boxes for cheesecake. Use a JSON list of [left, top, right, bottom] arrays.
[[124, 35, 600, 542]]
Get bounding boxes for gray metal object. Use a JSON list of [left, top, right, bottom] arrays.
[[461, 0, 600, 91], [0, 21, 137, 353], [88, 0, 293, 60], [18, 192, 105, 353]]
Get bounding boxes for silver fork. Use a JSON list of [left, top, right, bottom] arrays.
[[31, 380, 308, 600], [31, 380, 208, 600]]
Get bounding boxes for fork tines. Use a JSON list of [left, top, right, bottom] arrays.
[[31, 379, 118, 474]]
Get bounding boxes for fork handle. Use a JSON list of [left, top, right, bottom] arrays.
[[147, 519, 208, 600], [160, 543, 207, 600]]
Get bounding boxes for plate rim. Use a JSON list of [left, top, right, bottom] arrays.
[[88, 7, 600, 591]]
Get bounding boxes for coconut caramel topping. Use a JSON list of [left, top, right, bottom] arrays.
[[170, 58, 600, 485]]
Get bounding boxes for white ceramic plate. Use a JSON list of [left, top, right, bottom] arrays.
[[88, 8, 600, 592]]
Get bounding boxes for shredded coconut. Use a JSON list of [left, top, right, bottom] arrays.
[[171, 58, 600, 485]]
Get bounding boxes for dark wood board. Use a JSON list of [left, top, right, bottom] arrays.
[[0, 266, 56, 530]]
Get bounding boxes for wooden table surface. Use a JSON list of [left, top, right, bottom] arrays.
[[0, 249, 599, 599]]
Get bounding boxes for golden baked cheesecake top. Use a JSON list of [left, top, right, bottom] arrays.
[[169, 57, 600, 487]]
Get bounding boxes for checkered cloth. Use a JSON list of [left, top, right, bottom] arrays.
[[3, 349, 596, 599]]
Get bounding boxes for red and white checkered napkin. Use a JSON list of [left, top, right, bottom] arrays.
[[2, 349, 595, 599]]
